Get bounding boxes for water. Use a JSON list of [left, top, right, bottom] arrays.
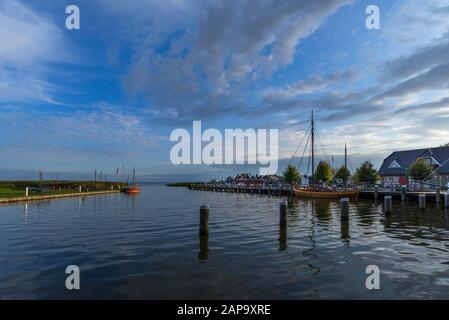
[[0, 183, 449, 299]]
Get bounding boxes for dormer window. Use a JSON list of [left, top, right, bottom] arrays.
[[388, 160, 401, 169]]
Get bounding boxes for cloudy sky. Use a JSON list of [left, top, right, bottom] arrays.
[[1, 0, 449, 181]]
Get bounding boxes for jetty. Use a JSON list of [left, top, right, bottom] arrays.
[[186, 183, 448, 202], [0, 189, 121, 204], [0, 180, 126, 204], [189, 184, 293, 197]]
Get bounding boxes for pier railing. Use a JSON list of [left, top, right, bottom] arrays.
[[358, 182, 449, 192]]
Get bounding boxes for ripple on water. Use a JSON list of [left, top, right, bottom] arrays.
[[1, 185, 449, 299]]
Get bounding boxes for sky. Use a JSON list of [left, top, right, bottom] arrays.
[[1, 0, 449, 181]]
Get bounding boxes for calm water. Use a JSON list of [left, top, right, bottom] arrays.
[[1, 183, 449, 299]]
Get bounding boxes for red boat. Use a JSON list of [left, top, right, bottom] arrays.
[[124, 166, 141, 194], [125, 184, 141, 194]]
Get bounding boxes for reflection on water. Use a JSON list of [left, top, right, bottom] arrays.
[[199, 234, 209, 261], [1, 184, 449, 299], [341, 219, 350, 242]]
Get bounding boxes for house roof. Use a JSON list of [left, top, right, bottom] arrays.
[[379, 147, 449, 176]]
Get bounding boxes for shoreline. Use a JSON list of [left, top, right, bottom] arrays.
[[0, 190, 121, 204]]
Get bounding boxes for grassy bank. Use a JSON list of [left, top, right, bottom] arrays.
[[0, 180, 126, 199], [0, 189, 120, 204]]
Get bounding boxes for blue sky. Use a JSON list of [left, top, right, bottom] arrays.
[[1, 0, 449, 181]]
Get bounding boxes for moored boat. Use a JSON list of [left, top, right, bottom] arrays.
[[124, 166, 141, 194], [125, 184, 141, 194], [292, 187, 359, 200], [290, 110, 359, 200]]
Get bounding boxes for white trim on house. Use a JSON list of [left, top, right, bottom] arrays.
[[388, 160, 401, 169], [417, 156, 441, 166]]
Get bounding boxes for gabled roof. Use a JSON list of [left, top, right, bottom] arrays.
[[379, 147, 449, 176]]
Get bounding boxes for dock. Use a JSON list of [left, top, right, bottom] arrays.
[[188, 184, 293, 196], [359, 190, 443, 200], [0, 190, 121, 204], [188, 184, 448, 202]]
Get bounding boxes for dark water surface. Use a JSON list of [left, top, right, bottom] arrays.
[[1, 184, 449, 299]]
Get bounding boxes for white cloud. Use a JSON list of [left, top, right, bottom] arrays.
[[122, 0, 352, 122], [0, 0, 70, 103], [0, 102, 164, 151], [261, 70, 356, 101]]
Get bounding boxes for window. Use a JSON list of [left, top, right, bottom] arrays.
[[388, 160, 401, 169]]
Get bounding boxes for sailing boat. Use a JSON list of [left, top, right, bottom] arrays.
[[125, 166, 141, 194], [292, 111, 359, 200]]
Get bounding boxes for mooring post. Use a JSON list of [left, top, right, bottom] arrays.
[[445, 193, 449, 209], [419, 194, 426, 210], [374, 185, 379, 200], [384, 196, 392, 214], [25, 187, 29, 197], [436, 187, 441, 203], [341, 198, 349, 221], [401, 185, 407, 201], [199, 205, 209, 235], [280, 200, 287, 226]]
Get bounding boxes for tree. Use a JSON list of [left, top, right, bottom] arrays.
[[283, 165, 300, 184], [314, 161, 333, 183], [354, 161, 379, 184], [406, 159, 432, 181], [440, 142, 449, 147], [335, 165, 351, 183]]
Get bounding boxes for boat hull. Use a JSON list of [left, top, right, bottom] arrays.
[[293, 187, 359, 200], [124, 185, 141, 194]]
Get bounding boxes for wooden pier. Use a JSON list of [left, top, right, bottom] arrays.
[[188, 184, 448, 202], [188, 184, 293, 197], [359, 189, 445, 201], [0, 190, 121, 204]]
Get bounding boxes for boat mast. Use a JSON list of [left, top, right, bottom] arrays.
[[132, 166, 135, 185], [344, 142, 347, 171], [344, 142, 347, 191], [311, 110, 315, 186]]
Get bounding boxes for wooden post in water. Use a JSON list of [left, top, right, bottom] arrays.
[[419, 194, 426, 210], [340, 198, 349, 221], [374, 185, 379, 200], [436, 187, 441, 203], [401, 185, 407, 202], [280, 200, 287, 227], [445, 193, 449, 209], [384, 196, 392, 214], [199, 205, 209, 235]]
